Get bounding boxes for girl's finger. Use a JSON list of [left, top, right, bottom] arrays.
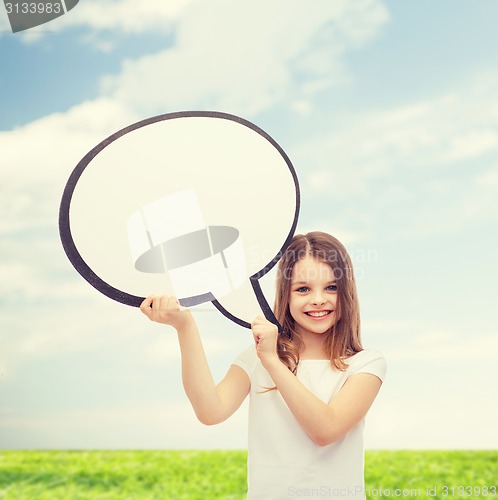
[[140, 296, 153, 316], [140, 296, 153, 309], [251, 325, 263, 338], [148, 296, 160, 310], [159, 295, 177, 311], [251, 316, 266, 327]]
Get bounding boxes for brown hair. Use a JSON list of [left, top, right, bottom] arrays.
[[274, 231, 362, 373]]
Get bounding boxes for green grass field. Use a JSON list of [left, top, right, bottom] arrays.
[[0, 450, 496, 499]]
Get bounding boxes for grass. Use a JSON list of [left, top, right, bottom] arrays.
[[365, 451, 497, 499], [0, 451, 247, 500], [0, 450, 496, 499]]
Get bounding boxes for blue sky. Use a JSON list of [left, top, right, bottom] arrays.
[[1, 0, 497, 450]]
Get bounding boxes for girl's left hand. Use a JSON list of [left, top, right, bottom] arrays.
[[251, 316, 279, 368]]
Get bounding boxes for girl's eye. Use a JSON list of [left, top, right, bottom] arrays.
[[296, 286, 309, 293], [327, 285, 338, 292]]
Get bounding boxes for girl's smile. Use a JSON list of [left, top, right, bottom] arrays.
[[305, 310, 333, 319], [290, 255, 338, 336]]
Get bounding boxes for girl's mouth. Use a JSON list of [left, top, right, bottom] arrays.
[[305, 310, 332, 318]]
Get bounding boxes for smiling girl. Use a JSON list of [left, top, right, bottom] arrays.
[[141, 231, 386, 499]]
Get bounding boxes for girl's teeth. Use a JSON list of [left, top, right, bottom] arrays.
[[307, 311, 329, 317]]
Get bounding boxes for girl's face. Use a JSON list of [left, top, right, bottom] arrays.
[[289, 255, 338, 336]]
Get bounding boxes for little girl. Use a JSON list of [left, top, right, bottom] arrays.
[[141, 231, 386, 499]]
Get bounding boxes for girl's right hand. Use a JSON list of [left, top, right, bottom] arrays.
[[140, 295, 192, 331]]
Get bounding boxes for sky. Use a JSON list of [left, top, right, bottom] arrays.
[[1, 0, 497, 451]]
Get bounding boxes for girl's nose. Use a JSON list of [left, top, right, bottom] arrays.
[[311, 292, 325, 305]]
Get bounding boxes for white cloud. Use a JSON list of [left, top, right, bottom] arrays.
[[363, 318, 498, 362], [0, 401, 249, 449], [368, 398, 498, 449], [290, 99, 313, 117], [296, 222, 365, 246], [141, 310, 250, 367], [1, 299, 130, 362], [293, 71, 498, 239], [0, 13, 9, 32], [388, 333, 498, 362], [476, 167, 498, 189], [9, 0, 391, 53], [363, 318, 498, 449], [0, 98, 138, 236], [0, 97, 137, 185], [8, 0, 195, 41], [100, 0, 389, 117], [300, 82, 498, 195], [459, 165, 498, 220], [0, 288, 248, 374], [64, 0, 194, 33]]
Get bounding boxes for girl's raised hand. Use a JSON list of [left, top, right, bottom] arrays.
[[251, 316, 279, 368], [140, 295, 192, 331]]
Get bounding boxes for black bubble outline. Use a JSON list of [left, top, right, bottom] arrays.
[[59, 111, 300, 330]]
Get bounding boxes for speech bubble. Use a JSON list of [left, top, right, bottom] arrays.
[[59, 111, 300, 329]]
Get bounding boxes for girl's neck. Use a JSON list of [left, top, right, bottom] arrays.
[[298, 329, 329, 360]]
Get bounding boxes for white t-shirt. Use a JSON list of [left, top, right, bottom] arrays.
[[232, 346, 387, 500]]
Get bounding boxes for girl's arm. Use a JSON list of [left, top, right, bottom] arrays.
[[141, 296, 250, 425], [252, 317, 382, 446]]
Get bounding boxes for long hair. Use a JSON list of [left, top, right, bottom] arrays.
[[274, 231, 362, 373]]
